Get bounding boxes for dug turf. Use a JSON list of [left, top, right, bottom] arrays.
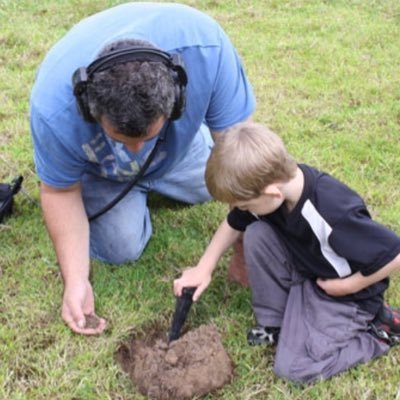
[[117, 324, 233, 399]]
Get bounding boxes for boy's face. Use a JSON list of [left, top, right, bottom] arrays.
[[232, 186, 284, 216]]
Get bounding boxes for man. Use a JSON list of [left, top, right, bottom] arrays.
[[30, 2, 255, 335]]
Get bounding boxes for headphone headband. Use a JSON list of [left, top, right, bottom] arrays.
[[87, 48, 176, 75]]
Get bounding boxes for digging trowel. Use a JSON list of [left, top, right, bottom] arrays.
[[168, 286, 196, 344]]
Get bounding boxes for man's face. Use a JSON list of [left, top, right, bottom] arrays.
[[100, 115, 166, 153]]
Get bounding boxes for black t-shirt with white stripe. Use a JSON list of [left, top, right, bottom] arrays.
[[228, 164, 400, 313]]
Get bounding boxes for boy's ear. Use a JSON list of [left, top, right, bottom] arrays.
[[262, 184, 283, 197]]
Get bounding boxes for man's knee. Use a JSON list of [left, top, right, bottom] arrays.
[[90, 226, 151, 264], [92, 239, 147, 264]]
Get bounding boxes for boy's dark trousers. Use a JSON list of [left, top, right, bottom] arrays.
[[243, 220, 389, 384]]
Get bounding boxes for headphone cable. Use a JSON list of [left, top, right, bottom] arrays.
[[88, 123, 169, 222]]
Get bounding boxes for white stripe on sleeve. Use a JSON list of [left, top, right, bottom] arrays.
[[301, 199, 351, 277]]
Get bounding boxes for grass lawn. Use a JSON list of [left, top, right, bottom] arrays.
[[1, 0, 400, 399]]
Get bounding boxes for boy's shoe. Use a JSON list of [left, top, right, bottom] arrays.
[[247, 326, 280, 346], [369, 303, 400, 346]]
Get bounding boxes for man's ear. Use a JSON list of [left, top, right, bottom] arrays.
[[262, 184, 283, 198]]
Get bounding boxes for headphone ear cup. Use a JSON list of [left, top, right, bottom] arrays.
[[75, 90, 96, 123], [169, 63, 188, 120], [72, 67, 96, 123], [169, 82, 186, 120]]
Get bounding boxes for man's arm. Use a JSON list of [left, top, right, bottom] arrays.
[[40, 182, 106, 334], [317, 253, 400, 297], [173, 218, 241, 301], [41, 182, 89, 284]]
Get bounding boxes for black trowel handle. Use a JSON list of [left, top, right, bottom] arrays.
[[168, 287, 196, 343], [181, 286, 196, 299]]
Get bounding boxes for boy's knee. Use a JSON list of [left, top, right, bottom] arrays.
[[273, 350, 330, 384], [273, 358, 312, 384], [274, 356, 297, 383]]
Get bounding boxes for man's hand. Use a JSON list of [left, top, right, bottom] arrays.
[[62, 279, 106, 335], [173, 266, 212, 302]]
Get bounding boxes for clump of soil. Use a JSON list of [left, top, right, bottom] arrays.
[[117, 324, 233, 400], [84, 314, 100, 329]]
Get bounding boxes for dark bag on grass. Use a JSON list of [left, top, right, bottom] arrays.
[[0, 176, 23, 223]]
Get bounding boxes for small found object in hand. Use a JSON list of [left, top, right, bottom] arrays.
[[84, 314, 101, 329]]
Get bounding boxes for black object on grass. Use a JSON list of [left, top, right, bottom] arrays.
[[168, 287, 196, 344], [0, 176, 23, 223]]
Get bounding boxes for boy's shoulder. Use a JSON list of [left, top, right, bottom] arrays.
[[300, 164, 365, 218], [299, 164, 365, 206]]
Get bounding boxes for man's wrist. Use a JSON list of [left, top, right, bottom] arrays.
[[62, 269, 89, 288]]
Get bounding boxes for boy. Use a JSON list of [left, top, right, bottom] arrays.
[[174, 122, 400, 383]]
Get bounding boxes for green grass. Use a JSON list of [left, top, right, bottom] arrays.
[[1, 0, 400, 399]]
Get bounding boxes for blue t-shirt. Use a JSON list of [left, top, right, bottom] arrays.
[[30, 2, 256, 188]]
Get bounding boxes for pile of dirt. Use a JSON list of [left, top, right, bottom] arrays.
[[117, 324, 233, 400]]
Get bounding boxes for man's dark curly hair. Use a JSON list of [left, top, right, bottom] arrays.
[[87, 39, 176, 138]]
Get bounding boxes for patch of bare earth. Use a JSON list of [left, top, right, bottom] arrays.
[[117, 324, 233, 400]]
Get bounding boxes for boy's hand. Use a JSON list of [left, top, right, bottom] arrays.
[[316, 273, 363, 297], [316, 277, 349, 296], [173, 266, 212, 301]]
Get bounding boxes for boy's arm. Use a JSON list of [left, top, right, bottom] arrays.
[[317, 253, 400, 297], [173, 218, 241, 301]]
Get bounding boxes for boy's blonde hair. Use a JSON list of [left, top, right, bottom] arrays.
[[206, 122, 297, 203]]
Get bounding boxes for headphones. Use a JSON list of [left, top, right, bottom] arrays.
[[72, 47, 188, 123]]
